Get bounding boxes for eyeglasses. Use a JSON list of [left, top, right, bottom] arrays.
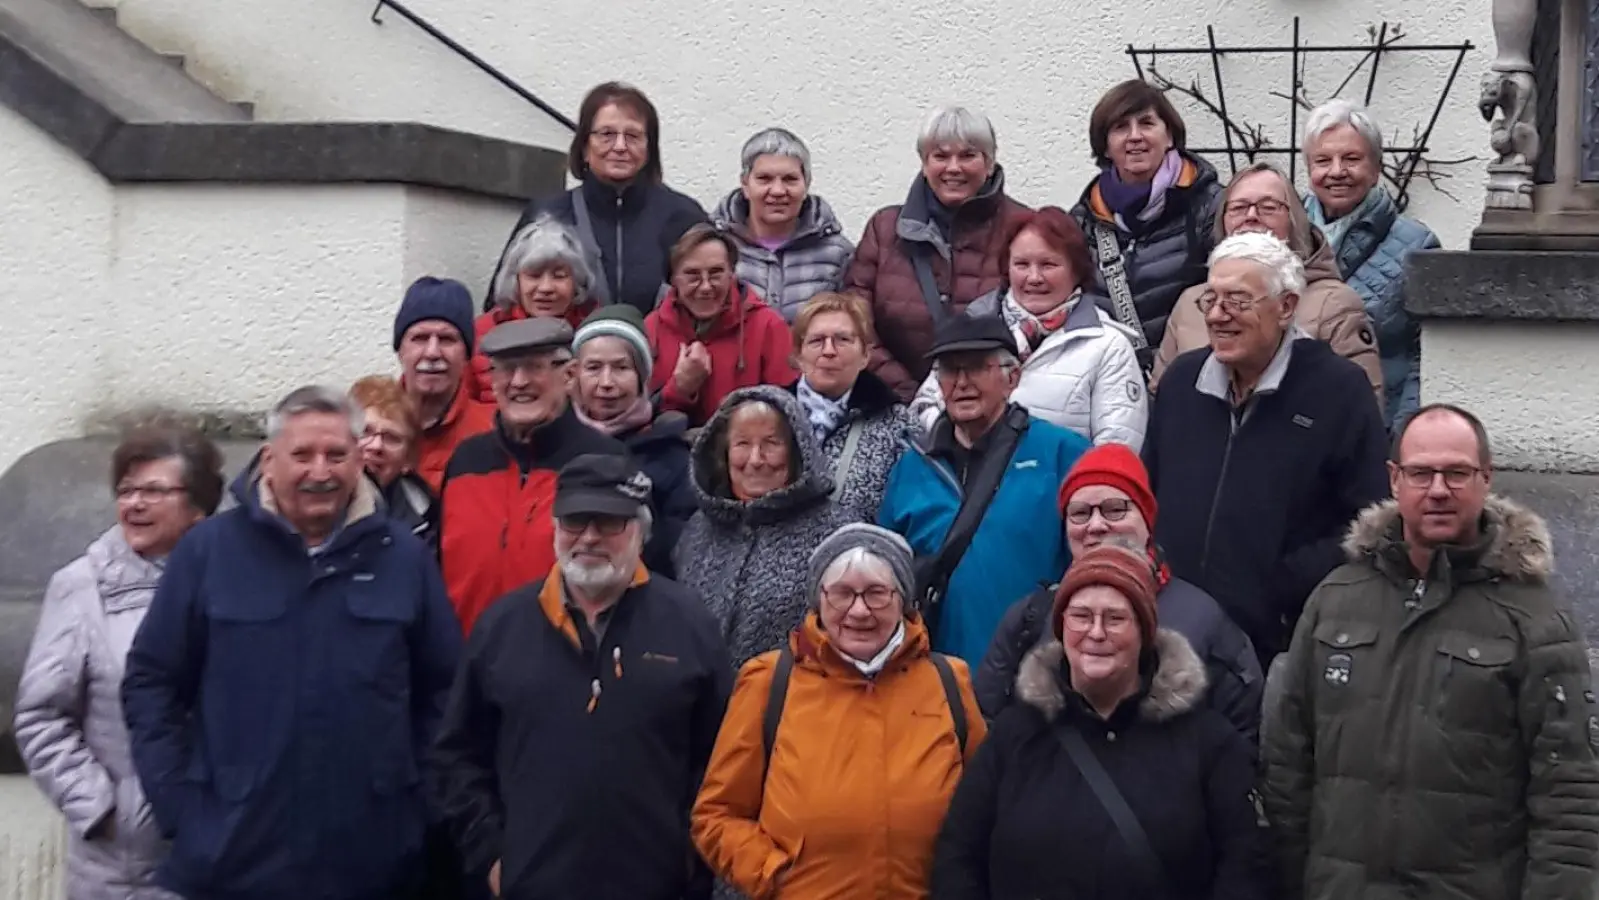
[[589, 128, 646, 148], [820, 585, 900, 611], [1195, 292, 1267, 316], [802, 332, 862, 352], [1064, 498, 1134, 525], [557, 513, 632, 536], [360, 425, 412, 449], [1063, 608, 1135, 635], [1224, 198, 1289, 217], [1396, 465, 1483, 490], [490, 355, 572, 377], [115, 484, 187, 503], [935, 359, 1005, 381], [676, 268, 729, 288]]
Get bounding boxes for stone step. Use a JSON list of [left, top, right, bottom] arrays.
[[0, 777, 64, 900]]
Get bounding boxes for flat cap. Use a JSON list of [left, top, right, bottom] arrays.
[[480, 317, 575, 358]]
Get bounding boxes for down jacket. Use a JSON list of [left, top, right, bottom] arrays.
[[692, 613, 985, 899], [1072, 153, 1223, 349], [711, 191, 855, 322], [1261, 495, 1599, 900], [1304, 189, 1440, 430], [13, 526, 179, 900], [673, 386, 850, 669], [843, 168, 1030, 400], [911, 291, 1148, 451], [1154, 227, 1385, 413]]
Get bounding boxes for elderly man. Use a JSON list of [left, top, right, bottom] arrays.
[[1145, 231, 1388, 665], [122, 385, 462, 900], [395, 275, 495, 491], [1152, 161, 1383, 410], [878, 314, 1090, 663], [439, 317, 623, 635], [430, 453, 731, 900], [1263, 404, 1599, 900]]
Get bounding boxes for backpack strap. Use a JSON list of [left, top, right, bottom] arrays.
[[830, 419, 866, 497], [928, 652, 969, 756], [761, 645, 796, 774]]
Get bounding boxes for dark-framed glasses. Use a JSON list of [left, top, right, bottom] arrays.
[[1064, 498, 1134, 525], [589, 128, 646, 148], [1397, 465, 1483, 490], [557, 513, 632, 536], [115, 483, 187, 503], [1224, 198, 1289, 217], [820, 585, 899, 612]]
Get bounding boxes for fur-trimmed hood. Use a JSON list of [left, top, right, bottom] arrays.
[[1015, 628, 1208, 723], [1341, 493, 1553, 584]]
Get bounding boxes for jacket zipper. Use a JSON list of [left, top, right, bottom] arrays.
[[1199, 412, 1241, 574], [614, 197, 624, 301]]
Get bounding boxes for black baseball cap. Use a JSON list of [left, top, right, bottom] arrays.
[[923, 313, 1020, 360], [554, 454, 653, 518]]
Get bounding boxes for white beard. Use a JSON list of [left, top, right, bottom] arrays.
[[559, 548, 638, 593]]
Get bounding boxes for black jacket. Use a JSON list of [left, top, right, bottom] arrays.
[[931, 631, 1271, 900], [974, 573, 1263, 744], [487, 179, 708, 314], [1144, 338, 1390, 661], [379, 471, 439, 555], [619, 411, 695, 577], [428, 569, 732, 900]]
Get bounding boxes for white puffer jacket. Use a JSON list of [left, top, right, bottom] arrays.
[[911, 290, 1149, 451]]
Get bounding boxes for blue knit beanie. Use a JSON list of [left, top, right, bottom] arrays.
[[393, 276, 476, 354]]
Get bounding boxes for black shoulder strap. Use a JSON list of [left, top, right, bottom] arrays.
[[761, 646, 796, 774], [909, 247, 947, 327], [1055, 725, 1168, 893], [928, 653, 969, 755]]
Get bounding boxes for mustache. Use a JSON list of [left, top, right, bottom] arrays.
[[299, 480, 341, 494], [414, 359, 450, 373]]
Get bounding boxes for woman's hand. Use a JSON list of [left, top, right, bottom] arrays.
[[674, 342, 714, 397]]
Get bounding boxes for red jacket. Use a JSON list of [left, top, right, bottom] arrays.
[[645, 283, 798, 426], [438, 405, 624, 635], [464, 301, 598, 404], [414, 380, 494, 493]]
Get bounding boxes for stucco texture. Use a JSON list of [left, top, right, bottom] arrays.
[[98, 0, 1492, 250]]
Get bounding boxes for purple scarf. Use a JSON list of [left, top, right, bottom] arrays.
[[1098, 149, 1184, 232]]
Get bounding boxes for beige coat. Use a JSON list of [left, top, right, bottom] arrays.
[[1151, 231, 1384, 412]]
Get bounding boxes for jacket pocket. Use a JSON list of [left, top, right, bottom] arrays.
[[344, 588, 416, 697], [1311, 620, 1380, 714], [112, 774, 167, 872], [1432, 633, 1516, 734], [168, 762, 255, 883]]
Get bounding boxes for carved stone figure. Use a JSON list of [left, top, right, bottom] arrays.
[[1482, 0, 1539, 209]]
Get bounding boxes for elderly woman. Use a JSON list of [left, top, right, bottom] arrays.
[[674, 385, 847, 668], [486, 81, 707, 314], [787, 292, 913, 523], [910, 207, 1148, 450], [349, 375, 439, 552], [14, 423, 225, 900], [468, 214, 602, 402], [1072, 80, 1222, 361], [842, 105, 1030, 401], [1301, 99, 1440, 430], [712, 128, 856, 322], [571, 304, 695, 574], [931, 544, 1271, 900], [974, 443, 1262, 742], [647, 225, 799, 426], [693, 523, 985, 899], [1153, 162, 1383, 408]]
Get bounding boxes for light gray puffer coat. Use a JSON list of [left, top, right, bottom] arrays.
[[13, 526, 179, 900], [673, 386, 851, 669], [711, 191, 855, 322]]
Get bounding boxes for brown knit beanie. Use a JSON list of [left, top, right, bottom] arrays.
[[1051, 544, 1160, 646]]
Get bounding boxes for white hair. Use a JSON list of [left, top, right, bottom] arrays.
[[492, 214, 599, 309], [740, 128, 811, 183], [819, 546, 898, 591], [917, 105, 998, 161], [267, 385, 363, 441], [1301, 99, 1384, 160], [1209, 232, 1308, 298]]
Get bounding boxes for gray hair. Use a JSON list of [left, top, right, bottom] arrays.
[[266, 385, 364, 441], [819, 546, 900, 592], [1215, 162, 1316, 258], [916, 105, 998, 161], [1209, 232, 1307, 298], [492, 214, 598, 309], [740, 128, 811, 183], [1302, 99, 1384, 160]]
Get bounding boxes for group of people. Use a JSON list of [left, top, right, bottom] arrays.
[[8, 75, 1595, 900]]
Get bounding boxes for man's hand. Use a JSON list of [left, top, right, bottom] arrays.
[[489, 859, 501, 897]]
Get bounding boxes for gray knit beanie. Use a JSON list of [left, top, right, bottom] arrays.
[[806, 523, 916, 609], [573, 304, 653, 391]]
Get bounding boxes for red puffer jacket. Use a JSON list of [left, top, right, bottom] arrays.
[[843, 167, 1030, 400], [646, 283, 798, 427]]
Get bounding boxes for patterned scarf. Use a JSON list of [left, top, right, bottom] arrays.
[[1099, 149, 1185, 232], [1306, 187, 1383, 254], [796, 377, 852, 442], [1001, 288, 1082, 359]]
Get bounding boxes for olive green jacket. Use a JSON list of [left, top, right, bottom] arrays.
[[1262, 495, 1599, 900]]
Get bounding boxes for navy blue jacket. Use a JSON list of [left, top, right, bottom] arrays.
[[1144, 339, 1390, 661], [122, 472, 462, 900], [621, 411, 695, 577]]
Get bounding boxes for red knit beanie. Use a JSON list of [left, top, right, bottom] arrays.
[[1057, 443, 1157, 529], [1051, 545, 1161, 647]]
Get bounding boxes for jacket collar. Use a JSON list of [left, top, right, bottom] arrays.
[[895, 165, 1009, 254], [791, 611, 933, 679], [656, 281, 766, 339], [1015, 629, 1208, 723], [88, 525, 165, 602], [1082, 152, 1216, 224], [579, 176, 654, 215], [841, 369, 898, 417], [1195, 324, 1311, 402], [1342, 494, 1554, 585], [536, 561, 651, 650], [711, 190, 845, 246], [1301, 226, 1343, 284]]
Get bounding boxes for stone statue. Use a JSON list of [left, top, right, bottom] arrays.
[[1482, 0, 1539, 209]]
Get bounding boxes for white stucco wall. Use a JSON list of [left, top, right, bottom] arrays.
[[96, 0, 1493, 250], [1422, 322, 1599, 472], [0, 776, 65, 900]]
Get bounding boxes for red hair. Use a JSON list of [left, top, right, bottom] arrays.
[[1001, 206, 1095, 287]]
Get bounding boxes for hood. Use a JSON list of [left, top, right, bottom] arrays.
[[86, 524, 165, 600], [1301, 226, 1343, 285], [1080, 151, 1220, 224], [896, 164, 1009, 250], [623, 409, 691, 452], [1015, 628, 1207, 723], [656, 281, 775, 342], [711, 190, 846, 245], [1341, 494, 1553, 584], [689, 384, 833, 525], [790, 610, 932, 678], [229, 449, 384, 539]]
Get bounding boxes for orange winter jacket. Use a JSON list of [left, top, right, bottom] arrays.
[[414, 380, 494, 493], [692, 614, 985, 900]]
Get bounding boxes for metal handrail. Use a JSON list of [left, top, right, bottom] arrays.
[[370, 0, 577, 132]]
